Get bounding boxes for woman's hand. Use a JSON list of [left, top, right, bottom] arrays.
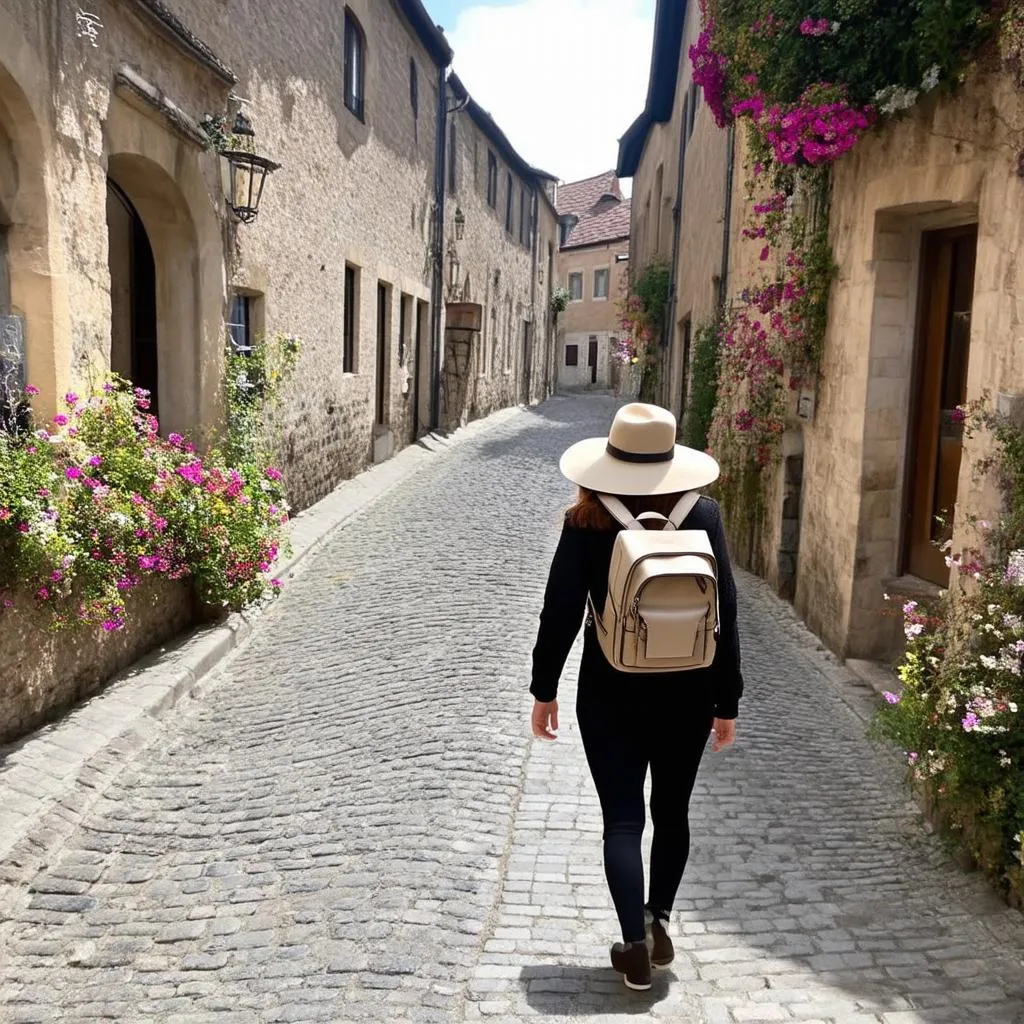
[[711, 718, 736, 752], [531, 700, 559, 741]]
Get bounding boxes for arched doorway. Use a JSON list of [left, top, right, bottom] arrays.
[[106, 180, 158, 417]]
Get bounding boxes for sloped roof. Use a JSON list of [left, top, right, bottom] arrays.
[[557, 171, 631, 250], [616, 0, 688, 177]]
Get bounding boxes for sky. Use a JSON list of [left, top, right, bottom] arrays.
[[427, 0, 656, 191]]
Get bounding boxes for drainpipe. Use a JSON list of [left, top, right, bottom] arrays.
[[717, 125, 736, 311], [428, 64, 448, 432], [665, 105, 689, 413], [528, 187, 539, 404]]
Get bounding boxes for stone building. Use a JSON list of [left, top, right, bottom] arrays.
[[439, 73, 559, 430], [625, 2, 1024, 665], [617, 0, 732, 423], [0, 0, 555, 517], [554, 172, 630, 391], [0, 0, 556, 738]]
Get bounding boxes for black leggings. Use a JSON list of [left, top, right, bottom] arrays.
[[576, 683, 714, 943]]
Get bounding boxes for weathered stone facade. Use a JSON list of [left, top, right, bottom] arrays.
[[0, 0, 556, 738], [439, 75, 558, 431], [741, 75, 1024, 662], [618, 0, 731, 424]]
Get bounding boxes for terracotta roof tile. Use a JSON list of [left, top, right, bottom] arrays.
[[556, 171, 631, 249]]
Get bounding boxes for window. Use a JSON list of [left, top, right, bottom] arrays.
[[519, 188, 527, 246], [409, 59, 418, 120], [228, 293, 252, 354], [593, 268, 609, 300], [448, 121, 457, 193], [505, 172, 514, 232], [399, 293, 412, 364], [568, 272, 583, 301], [343, 264, 359, 373], [344, 9, 365, 121], [486, 151, 498, 207], [565, 344, 579, 367]]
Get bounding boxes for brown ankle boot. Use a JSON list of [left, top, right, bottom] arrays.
[[645, 910, 674, 967], [610, 941, 652, 990]]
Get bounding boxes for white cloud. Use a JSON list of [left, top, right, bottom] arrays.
[[447, 0, 654, 192]]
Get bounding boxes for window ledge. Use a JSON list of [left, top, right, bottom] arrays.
[[882, 575, 946, 602]]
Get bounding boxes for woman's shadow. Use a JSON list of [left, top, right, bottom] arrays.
[[519, 962, 701, 1017]]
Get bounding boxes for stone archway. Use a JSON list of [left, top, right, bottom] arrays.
[[106, 153, 201, 437], [0, 51, 63, 423]]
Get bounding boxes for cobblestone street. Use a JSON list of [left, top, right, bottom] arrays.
[[1, 394, 1023, 1024]]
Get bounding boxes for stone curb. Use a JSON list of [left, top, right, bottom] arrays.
[[0, 405, 529, 891]]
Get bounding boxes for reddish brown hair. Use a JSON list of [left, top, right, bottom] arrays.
[[566, 487, 687, 531]]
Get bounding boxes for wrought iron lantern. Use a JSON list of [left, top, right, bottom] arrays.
[[454, 205, 466, 241], [220, 111, 279, 224]]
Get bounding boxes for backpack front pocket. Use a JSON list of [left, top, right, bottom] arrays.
[[640, 604, 710, 661]]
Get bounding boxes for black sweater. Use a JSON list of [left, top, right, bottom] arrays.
[[530, 497, 744, 719]]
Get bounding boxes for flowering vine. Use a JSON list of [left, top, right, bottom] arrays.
[[691, 0, 998, 520]]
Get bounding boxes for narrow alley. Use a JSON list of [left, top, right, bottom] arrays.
[[1, 395, 1021, 1024]]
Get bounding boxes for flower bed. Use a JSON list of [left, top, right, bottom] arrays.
[[0, 336, 298, 742], [874, 402, 1024, 906]]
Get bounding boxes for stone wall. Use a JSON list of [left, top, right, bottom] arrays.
[[0, 580, 195, 746], [169, 0, 444, 510], [719, 74, 1024, 661], [440, 91, 558, 429]]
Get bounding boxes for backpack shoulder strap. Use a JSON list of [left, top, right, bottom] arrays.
[[597, 494, 643, 531], [668, 492, 702, 529]]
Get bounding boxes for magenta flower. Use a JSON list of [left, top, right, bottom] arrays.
[[883, 691, 901, 704], [17, 523, 29, 534], [24, 384, 40, 396], [176, 461, 205, 486], [53, 414, 68, 427], [36, 587, 49, 601], [265, 466, 283, 482], [65, 466, 83, 481], [88, 455, 102, 468], [168, 433, 184, 446], [64, 392, 79, 406], [962, 712, 979, 732]]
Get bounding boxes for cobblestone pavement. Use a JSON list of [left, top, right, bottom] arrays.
[[2, 394, 1023, 1024]]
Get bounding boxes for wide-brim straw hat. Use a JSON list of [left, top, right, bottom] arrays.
[[559, 402, 720, 496]]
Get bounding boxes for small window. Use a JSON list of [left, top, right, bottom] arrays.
[[448, 121, 457, 193], [505, 172, 514, 232], [344, 9, 366, 121], [228, 294, 252, 354], [565, 344, 579, 367], [568, 272, 583, 302], [593, 268, 610, 300], [487, 151, 498, 207], [519, 188, 527, 246], [410, 59, 418, 120], [344, 264, 359, 373]]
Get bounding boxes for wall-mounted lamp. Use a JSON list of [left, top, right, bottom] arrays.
[[220, 111, 280, 224]]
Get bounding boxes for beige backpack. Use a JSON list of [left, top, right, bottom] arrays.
[[588, 493, 719, 673]]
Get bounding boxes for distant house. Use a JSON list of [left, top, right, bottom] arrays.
[[555, 172, 631, 390]]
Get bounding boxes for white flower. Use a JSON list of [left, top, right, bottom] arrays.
[[109, 511, 129, 526], [980, 655, 998, 670], [874, 84, 919, 117], [830, 21, 841, 33], [922, 65, 941, 91]]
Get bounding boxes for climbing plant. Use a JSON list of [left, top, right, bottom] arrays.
[[616, 261, 670, 403], [682, 317, 721, 452], [691, 0, 1001, 514]]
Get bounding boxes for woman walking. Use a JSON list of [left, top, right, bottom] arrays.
[[530, 402, 743, 991]]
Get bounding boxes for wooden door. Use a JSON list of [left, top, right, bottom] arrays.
[[375, 283, 387, 426], [588, 337, 598, 384], [905, 226, 977, 584]]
